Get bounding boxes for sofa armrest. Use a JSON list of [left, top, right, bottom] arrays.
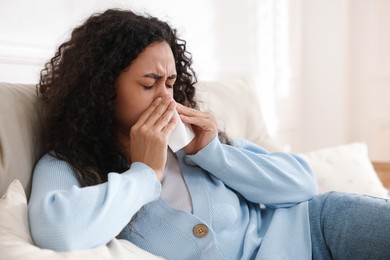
[[372, 162, 390, 189]]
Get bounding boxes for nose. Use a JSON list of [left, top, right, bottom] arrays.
[[156, 82, 173, 97]]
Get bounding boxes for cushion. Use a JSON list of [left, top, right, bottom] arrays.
[[0, 83, 42, 198], [300, 143, 389, 198], [195, 77, 282, 152], [0, 179, 163, 260]]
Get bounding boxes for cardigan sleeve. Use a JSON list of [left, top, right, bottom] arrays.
[[187, 136, 318, 208], [28, 154, 161, 251]]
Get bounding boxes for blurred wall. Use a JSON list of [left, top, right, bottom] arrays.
[[297, 0, 390, 160], [0, 0, 255, 83]]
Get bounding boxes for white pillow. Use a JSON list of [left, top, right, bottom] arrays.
[[300, 143, 389, 199], [0, 180, 164, 260], [196, 78, 282, 152]]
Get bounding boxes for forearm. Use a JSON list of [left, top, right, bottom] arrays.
[[188, 137, 318, 207], [28, 155, 161, 251]]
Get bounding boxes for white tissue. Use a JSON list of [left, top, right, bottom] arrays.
[[168, 111, 195, 152]]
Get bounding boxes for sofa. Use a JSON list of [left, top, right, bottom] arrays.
[[0, 79, 389, 259]]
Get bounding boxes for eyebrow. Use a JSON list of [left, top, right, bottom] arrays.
[[143, 73, 177, 80]]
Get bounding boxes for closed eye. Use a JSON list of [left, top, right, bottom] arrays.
[[143, 85, 154, 90]]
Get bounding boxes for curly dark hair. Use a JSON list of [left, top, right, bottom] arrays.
[[38, 8, 229, 187]]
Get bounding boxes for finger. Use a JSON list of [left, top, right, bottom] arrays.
[[142, 95, 174, 127], [134, 96, 164, 127], [176, 103, 217, 132], [153, 100, 177, 131], [176, 103, 200, 116], [161, 114, 178, 136], [179, 107, 214, 121], [180, 113, 214, 129]]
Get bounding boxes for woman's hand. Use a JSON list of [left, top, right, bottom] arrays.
[[176, 103, 218, 155], [129, 95, 177, 181]]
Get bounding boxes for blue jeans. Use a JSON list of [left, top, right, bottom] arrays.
[[309, 192, 390, 260]]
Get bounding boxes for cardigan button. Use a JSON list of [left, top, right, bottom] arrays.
[[193, 224, 208, 238]]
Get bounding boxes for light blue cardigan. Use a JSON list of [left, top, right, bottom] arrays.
[[28, 136, 317, 259]]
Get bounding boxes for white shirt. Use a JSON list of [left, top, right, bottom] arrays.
[[160, 150, 192, 213]]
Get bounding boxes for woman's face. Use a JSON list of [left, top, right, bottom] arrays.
[[114, 41, 177, 133]]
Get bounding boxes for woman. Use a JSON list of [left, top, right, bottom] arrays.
[[28, 9, 390, 259]]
